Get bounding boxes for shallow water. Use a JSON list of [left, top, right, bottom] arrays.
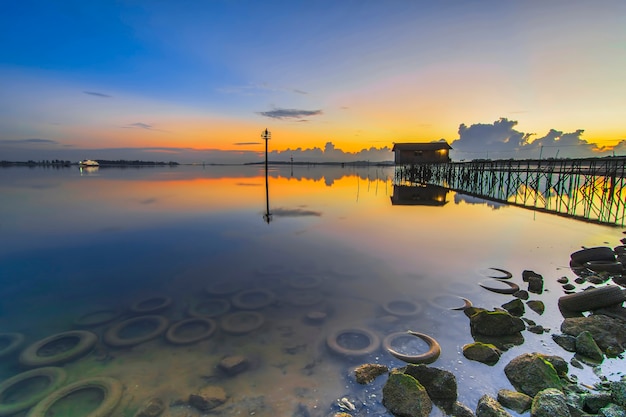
[[0, 164, 624, 417]]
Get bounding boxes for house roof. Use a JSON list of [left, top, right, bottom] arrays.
[[392, 142, 452, 151]]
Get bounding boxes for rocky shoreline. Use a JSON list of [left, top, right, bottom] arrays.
[[338, 234, 626, 417]]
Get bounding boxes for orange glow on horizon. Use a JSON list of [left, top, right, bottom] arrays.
[[54, 111, 622, 156]]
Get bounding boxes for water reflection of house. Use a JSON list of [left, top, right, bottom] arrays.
[[391, 184, 449, 206], [392, 142, 452, 165]]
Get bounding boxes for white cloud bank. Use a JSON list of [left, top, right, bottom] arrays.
[[450, 118, 626, 160]]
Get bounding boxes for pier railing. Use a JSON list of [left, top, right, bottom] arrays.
[[395, 157, 626, 226]]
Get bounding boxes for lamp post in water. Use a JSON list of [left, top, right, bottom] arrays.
[[262, 128, 272, 224]]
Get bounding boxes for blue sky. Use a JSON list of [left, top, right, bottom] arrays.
[[1, 0, 625, 163]]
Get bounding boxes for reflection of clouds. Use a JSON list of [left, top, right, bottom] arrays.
[[236, 182, 261, 187], [454, 193, 505, 209], [28, 183, 60, 190], [272, 207, 322, 217]]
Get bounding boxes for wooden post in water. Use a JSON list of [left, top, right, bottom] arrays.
[[262, 128, 272, 224]]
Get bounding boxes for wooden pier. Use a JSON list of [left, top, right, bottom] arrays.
[[395, 157, 626, 226]]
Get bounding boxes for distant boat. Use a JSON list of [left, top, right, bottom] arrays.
[[79, 160, 99, 167]]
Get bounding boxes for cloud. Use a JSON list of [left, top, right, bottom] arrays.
[[218, 84, 308, 96], [0, 138, 59, 145], [257, 108, 323, 120], [83, 91, 112, 98], [127, 122, 154, 130], [450, 118, 617, 160], [122, 122, 168, 133], [610, 139, 626, 155], [268, 141, 393, 163], [234, 142, 262, 146]]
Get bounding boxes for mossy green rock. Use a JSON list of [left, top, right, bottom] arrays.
[[526, 300, 545, 315], [382, 372, 432, 417], [575, 330, 604, 362], [462, 342, 501, 365], [476, 394, 513, 417], [503, 353, 564, 397], [600, 402, 626, 417], [561, 314, 626, 354], [531, 388, 571, 417], [497, 389, 532, 413], [470, 310, 525, 336], [501, 299, 525, 316], [404, 364, 457, 400], [611, 381, 626, 408]]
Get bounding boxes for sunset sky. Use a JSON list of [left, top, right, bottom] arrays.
[[1, 1, 625, 163]]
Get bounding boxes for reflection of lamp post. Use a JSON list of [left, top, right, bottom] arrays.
[[262, 128, 272, 224]]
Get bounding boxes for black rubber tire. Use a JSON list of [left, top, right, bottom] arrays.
[[0, 333, 25, 358], [103, 315, 169, 347], [231, 289, 276, 310], [381, 300, 422, 317], [130, 296, 172, 314], [326, 327, 381, 358], [383, 331, 441, 364], [19, 330, 98, 367], [430, 295, 473, 311], [73, 309, 122, 327], [26, 376, 122, 417], [570, 247, 616, 264], [220, 311, 265, 335], [558, 285, 626, 312], [479, 280, 520, 294], [584, 260, 624, 274], [165, 318, 217, 345], [187, 299, 230, 318], [0, 367, 67, 416], [487, 268, 513, 279]]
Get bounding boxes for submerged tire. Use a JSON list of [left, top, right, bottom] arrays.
[[103, 315, 169, 347], [487, 268, 513, 279], [286, 290, 324, 307], [205, 281, 243, 296], [479, 280, 520, 295], [220, 311, 265, 335], [165, 318, 217, 345], [130, 296, 172, 314], [570, 247, 616, 264], [0, 367, 67, 416], [326, 327, 381, 358], [26, 377, 122, 417], [430, 295, 473, 311], [187, 299, 230, 318], [73, 309, 122, 327], [383, 331, 441, 364], [558, 285, 626, 312], [0, 333, 25, 358], [19, 330, 97, 367], [231, 289, 276, 310], [381, 300, 422, 317]]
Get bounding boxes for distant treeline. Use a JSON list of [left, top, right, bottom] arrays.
[[96, 160, 179, 166], [1, 160, 73, 166], [1, 159, 179, 167]]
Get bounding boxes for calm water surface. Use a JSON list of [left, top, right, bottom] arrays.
[[1, 165, 624, 417]]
